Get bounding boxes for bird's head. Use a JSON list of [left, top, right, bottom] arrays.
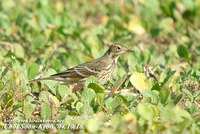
[[106, 43, 133, 58]]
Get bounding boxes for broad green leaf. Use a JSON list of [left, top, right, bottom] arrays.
[[111, 97, 124, 113], [177, 44, 189, 59], [87, 35, 100, 58], [159, 68, 175, 86], [28, 63, 39, 79], [23, 102, 36, 118], [12, 103, 22, 112], [41, 103, 51, 119], [97, 93, 104, 106], [13, 43, 25, 58], [142, 90, 159, 105], [88, 82, 105, 93], [86, 118, 99, 133], [173, 94, 183, 105], [114, 94, 128, 104], [39, 91, 60, 107], [42, 68, 59, 95], [26, 95, 36, 104], [3, 92, 13, 108], [58, 85, 71, 98], [161, 104, 191, 123], [57, 111, 67, 120], [82, 88, 96, 104], [39, 91, 52, 102], [76, 102, 84, 114], [159, 88, 170, 105], [84, 76, 98, 88], [51, 58, 62, 71], [182, 0, 194, 11], [81, 103, 94, 116], [105, 97, 114, 113], [137, 103, 159, 120], [32, 35, 45, 49], [111, 114, 123, 130]]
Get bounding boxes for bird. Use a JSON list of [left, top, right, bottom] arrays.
[[30, 43, 133, 91]]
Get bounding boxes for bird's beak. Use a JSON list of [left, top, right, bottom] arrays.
[[126, 49, 134, 53], [121, 46, 134, 54]]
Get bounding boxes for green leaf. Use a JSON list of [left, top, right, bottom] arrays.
[[159, 88, 170, 105], [40, 103, 51, 119], [81, 103, 94, 115], [161, 104, 191, 123], [82, 88, 96, 104], [115, 94, 128, 104], [142, 90, 159, 105], [105, 97, 114, 113], [88, 82, 105, 93], [57, 85, 71, 98], [42, 68, 59, 95], [177, 44, 189, 59], [39, 91, 60, 107], [28, 63, 39, 79], [51, 58, 62, 71], [159, 68, 175, 85], [111, 97, 123, 113], [3, 92, 13, 108], [32, 35, 45, 49], [57, 111, 67, 120], [111, 114, 123, 130], [97, 93, 104, 106], [76, 102, 84, 114], [84, 76, 98, 88], [173, 94, 183, 105], [137, 103, 159, 120], [182, 0, 194, 11], [13, 43, 25, 58], [39, 91, 52, 102], [86, 118, 99, 133], [12, 103, 22, 112], [23, 102, 36, 118]]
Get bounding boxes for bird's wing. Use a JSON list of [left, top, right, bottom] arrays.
[[50, 60, 100, 79]]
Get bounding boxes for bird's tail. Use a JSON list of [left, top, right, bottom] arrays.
[[29, 77, 52, 83], [29, 76, 66, 83]]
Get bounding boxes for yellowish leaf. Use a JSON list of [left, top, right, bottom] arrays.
[[130, 72, 151, 91], [101, 15, 109, 24], [127, 16, 145, 35], [124, 113, 137, 124]]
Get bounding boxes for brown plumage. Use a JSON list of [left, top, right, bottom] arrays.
[[30, 43, 133, 91]]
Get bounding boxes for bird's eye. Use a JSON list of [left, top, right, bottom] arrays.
[[117, 46, 121, 50]]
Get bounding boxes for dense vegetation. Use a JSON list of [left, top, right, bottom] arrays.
[[0, 0, 199, 133]]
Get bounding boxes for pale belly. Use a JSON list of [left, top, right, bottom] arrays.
[[97, 64, 115, 84]]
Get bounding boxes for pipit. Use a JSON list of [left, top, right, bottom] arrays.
[[30, 43, 133, 91]]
